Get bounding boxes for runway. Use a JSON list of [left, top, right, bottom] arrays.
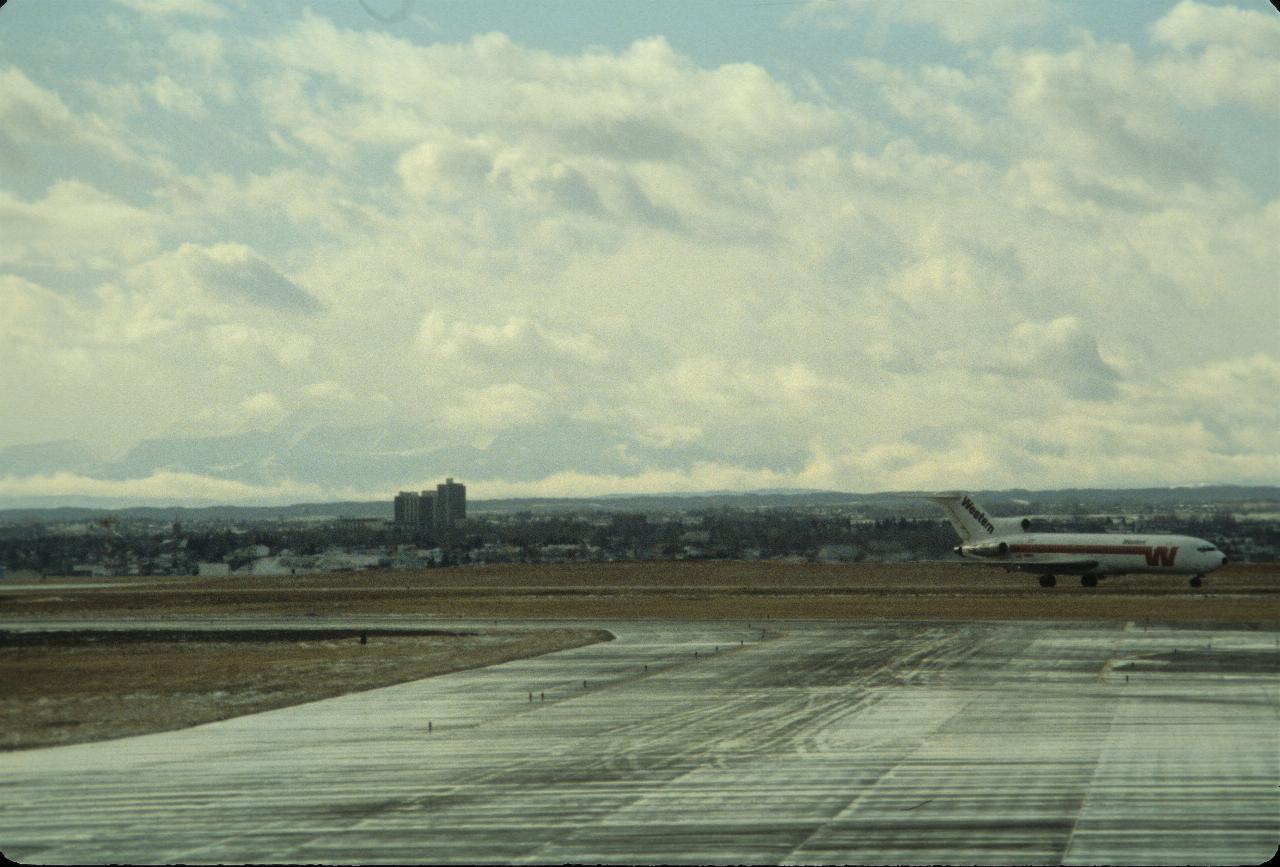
[[1, 619, 1276, 865]]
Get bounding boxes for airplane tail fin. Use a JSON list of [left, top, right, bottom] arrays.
[[924, 492, 997, 543]]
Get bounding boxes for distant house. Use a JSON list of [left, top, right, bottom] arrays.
[[817, 543, 860, 563], [239, 556, 295, 576]]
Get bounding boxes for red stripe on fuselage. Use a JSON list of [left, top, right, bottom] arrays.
[[1008, 543, 1179, 567], [1009, 544, 1148, 556]]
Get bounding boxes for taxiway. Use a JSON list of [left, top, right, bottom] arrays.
[[1, 618, 1276, 864]]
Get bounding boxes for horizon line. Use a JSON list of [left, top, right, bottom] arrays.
[[3, 483, 1280, 514]]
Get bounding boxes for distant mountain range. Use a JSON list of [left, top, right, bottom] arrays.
[[0, 420, 807, 499], [1, 486, 1276, 524]]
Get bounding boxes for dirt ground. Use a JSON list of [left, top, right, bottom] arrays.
[[4, 559, 1277, 622], [0, 627, 609, 751], [3, 560, 1276, 751]]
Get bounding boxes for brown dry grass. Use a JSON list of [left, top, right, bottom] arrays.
[[5, 560, 1278, 622], [0, 628, 609, 751]]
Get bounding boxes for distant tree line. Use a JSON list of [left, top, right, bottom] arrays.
[[2, 507, 1276, 575]]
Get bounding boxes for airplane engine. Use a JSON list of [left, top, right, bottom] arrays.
[[962, 540, 1009, 558]]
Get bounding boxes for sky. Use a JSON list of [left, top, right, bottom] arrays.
[[0, 0, 1277, 506]]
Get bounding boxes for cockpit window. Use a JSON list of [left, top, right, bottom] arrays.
[[1196, 545, 1218, 552]]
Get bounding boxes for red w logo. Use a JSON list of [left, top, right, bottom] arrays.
[[1144, 546, 1178, 567]]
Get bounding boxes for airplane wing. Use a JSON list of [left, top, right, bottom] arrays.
[[923, 557, 1101, 575], [1003, 559, 1099, 575]]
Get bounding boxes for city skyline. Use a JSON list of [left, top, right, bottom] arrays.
[[395, 478, 466, 531], [1, 1, 1277, 507]]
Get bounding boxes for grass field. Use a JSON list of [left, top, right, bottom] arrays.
[[6, 560, 1278, 621]]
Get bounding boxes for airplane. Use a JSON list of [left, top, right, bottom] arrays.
[[925, 492, 1228, 588]]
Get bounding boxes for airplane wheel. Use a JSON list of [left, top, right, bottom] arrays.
[[1190, 575, 1202, 588], [1081, 575, 1098, 588], [1039, 575, 1056, 588]]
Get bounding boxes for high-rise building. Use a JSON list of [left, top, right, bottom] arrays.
[[393, 491, 421, 528], [435, 478, 466, 531], [418, 490, 436, 529], [394, 481, 461, 532]]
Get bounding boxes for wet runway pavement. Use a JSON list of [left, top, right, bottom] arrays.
[[1, 618, 1277, 865]]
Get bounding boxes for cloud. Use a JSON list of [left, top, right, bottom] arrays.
[[238, 391, 287, 428], [636, 356, 850, 422], [462, 462, 797, 500], [853, 21, 1277, 193], [1163, 353, 1280, 457], [0, 67, 81, 149], [146, 74, 209, 118], [205, 323, 315, 368], [0, 180, 161, 268], [1150, 1, 1280, 56], [998, 38, 1215, 187], [984, 317, 1121, 401], [443, 383, 551, 430], [142, 28, 234, 117], [0, 67, 140, 169], [0, 470, 327, 507], [418, 312, 608, 369], [0, 275, 79, 348], [303, 380, 356, 402], [2, 8, 1277, 498], [260, 19, 838, 165], [1149, 1, 1280, 115], [396, 136, 496, 201], [160, 167, 375, 241], [850, 60, 993, 147], [126, 243, 321, 314]]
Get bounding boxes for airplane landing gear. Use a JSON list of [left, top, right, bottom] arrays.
[[1081, 575, 1098, 588], [1038, 574, 1056, 588], [1190, 575, 1203, 588]]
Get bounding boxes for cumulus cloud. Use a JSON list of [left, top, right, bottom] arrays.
[[1148, 1, 1280, 114], [0, 67, 82, 151], [126, 243, 321, 314], [396, 135, 496, 201], [1002, 38, 1214, 186], [1150, 0, 1280, 56], [143, 28, 235, 117], [0, 275, 79, 348], [0, 181, 160, 268], [983, 317, 1121, 401], [0, 67, 140, 169], [1, 6, 1276, 500], [463, 462, 797, 500], [206, 323, 315, 368], [258, 18, 839, 195], [444, 383, 552, 430], [238, 391, 287, 428], [418, 312, 608, 369], [303, 380, 356, 403], [0, 469, 328, 506]]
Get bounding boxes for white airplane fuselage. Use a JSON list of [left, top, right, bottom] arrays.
[[957, 531, 1227, 576]]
